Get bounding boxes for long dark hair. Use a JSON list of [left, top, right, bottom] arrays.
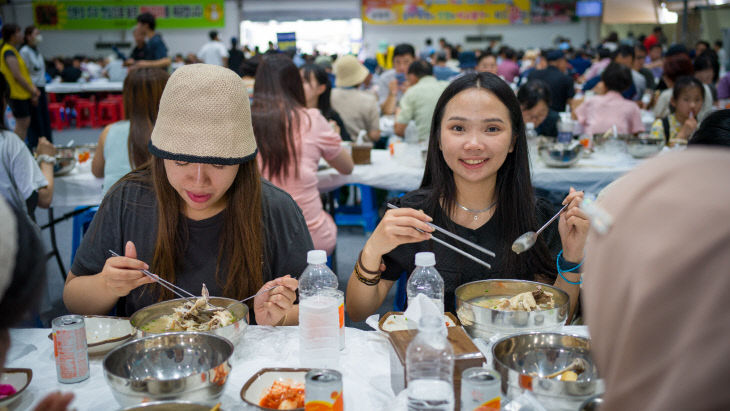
[[123, 68, 169, 169], [0, 24, 20, 46], [420, 72, 554, 279], [300, 63, 334, 117], [251, 54, 307, 180], [109, 158, 265, 306], [149, 158, 264, 304]]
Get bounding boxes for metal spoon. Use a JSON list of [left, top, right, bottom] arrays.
[[544, 358, 589, 379], [511, 203, 568, 254]]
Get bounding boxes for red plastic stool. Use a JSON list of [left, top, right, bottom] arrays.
[[97, 99, 121, 126], [48, 102, 68, 130], [75, 99, 98, 128]]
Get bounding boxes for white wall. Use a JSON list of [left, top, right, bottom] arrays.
[[1, 0, 241, 58], [362, 18, 602, 55]]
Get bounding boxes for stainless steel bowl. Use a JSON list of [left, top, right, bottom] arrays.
[[538, 143, 582, 168], [53, 156, 77, 176], [103, 332, 233, 407], [455, 279, 569, 339], [129, 297, 248, 346], [627, 136, 664, 158], [120, 401, 214, 411], [492, 332, 604, 411]]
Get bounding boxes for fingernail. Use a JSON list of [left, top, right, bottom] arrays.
[[144, 264, 149, 270]]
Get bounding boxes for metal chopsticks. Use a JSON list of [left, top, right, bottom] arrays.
[[108, 250, 197, 302], [386, 204, 495, 269]]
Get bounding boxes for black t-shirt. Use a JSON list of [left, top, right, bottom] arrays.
[[145, 34, 168, 60], [381, 190, 561, 313], [70, 177, 314, 322], [536, 109, 559, 137], [130, 45, 149, 61], [528, 66, 575, 112], [61, 67, 82, 83], [228, 49, 244, 76]]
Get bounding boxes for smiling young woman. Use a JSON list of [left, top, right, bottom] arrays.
[[346, 72, 590, 321], [62, 64, 314, 326]]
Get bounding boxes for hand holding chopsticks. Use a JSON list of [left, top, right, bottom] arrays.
[[385, 204, 495, 269], [107, 245, 197, 302]]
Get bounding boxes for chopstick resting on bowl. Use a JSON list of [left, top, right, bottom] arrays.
[[107, 250, 198, 302], [386, 203, 494, 269]]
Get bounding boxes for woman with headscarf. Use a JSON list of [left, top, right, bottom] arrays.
[[583, 147, 730, 410]]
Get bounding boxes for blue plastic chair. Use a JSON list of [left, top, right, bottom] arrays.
[[334, 184, 379, 234], [70, 206, 98, 263]]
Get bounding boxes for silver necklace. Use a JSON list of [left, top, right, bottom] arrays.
[[455, 200, 497, 221]]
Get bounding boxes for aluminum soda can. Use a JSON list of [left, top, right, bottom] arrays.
[[460, 367, 501, 411], [52, 315, 90, 383], [305, 369, 343, 411]]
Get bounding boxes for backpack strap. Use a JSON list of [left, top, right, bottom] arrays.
[[662, 116, 671, 144]]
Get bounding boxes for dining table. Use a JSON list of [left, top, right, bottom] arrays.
[[6, 322, 589, 410], [45, 81, 124, 95]]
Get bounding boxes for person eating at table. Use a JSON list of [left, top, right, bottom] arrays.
[[63, 64, 313, 326], [573, 62, 644, 137], [346, 72, 590, 320], [252, 54, 353, 256], [649, 76, 705, 146], [91, 67, 169, 195]]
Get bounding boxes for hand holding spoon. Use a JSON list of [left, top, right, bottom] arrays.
[[511, 203, 568, 254]]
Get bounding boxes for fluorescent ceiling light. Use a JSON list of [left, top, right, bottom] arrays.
[[658, 2, 678, 24]]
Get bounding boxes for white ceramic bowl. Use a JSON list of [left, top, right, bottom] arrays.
[[240, 368, 308, 410], [0, 368, 32, 407], [47, 315, 135, 355]]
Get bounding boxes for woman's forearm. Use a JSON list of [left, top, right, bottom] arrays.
[[345, 245, 393, 321], [554, 271, 581, 321], [63, 273, 120, 315]]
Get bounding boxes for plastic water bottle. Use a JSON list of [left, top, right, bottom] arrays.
[[406, 315, 455, 411], [406, 252, 444, 314], [299, 250, 342, 368], [525, 122, 537, 139]]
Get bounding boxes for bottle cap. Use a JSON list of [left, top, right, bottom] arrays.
[[307, 250, 327, 265], [526, 122, 535, 129], [415, 252, 435, 267]]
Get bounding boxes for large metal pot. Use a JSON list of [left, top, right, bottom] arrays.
[[129, 297, 248, 346], [455, 279, 569, 339]]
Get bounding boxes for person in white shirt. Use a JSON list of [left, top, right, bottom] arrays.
[[197, 30, 228, 67]]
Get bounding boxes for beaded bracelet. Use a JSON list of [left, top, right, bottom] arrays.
[[557, 250, 583, 285]]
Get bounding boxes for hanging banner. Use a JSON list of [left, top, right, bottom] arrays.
[[32, 0, 225, 30], [276, 32, 297, 51], [362, 0, 531, 26]]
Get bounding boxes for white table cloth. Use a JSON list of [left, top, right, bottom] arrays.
[[318, 147, 641, 194], [46, 81, 123, 94], [7, 323, 590, 411], [6, 326, 396, 410], [53, 161, 104, 208]]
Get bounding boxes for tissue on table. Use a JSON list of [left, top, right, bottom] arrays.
[[404, 294, 445, 333]]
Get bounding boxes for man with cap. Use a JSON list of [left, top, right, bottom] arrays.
[[197, 30, 228, 67], [528, 50, 575, 112], [330, 55, 381, 142], [376, 43, 415, 115], [63, 64, 311, 326]]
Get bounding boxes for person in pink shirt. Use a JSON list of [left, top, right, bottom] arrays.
[[252, 54, 354, 255], [497, 48, 519, 83], [575, 63, 644, 136]]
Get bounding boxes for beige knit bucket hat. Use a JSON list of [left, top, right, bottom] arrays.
[[149, 64, 257, 164], [333, 55, 370, 88]]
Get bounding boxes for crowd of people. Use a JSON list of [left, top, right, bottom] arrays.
[[0, 11, 729, 410]]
